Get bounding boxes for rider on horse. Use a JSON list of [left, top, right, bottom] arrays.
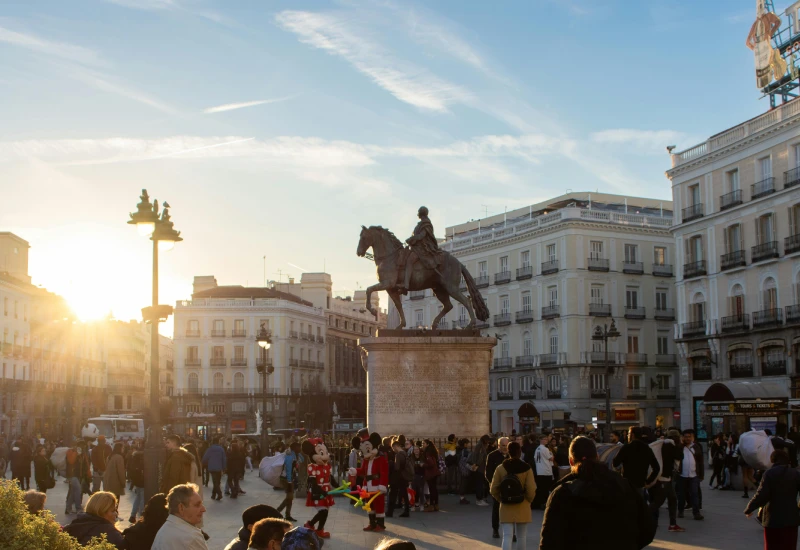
[[398, 206, 439, 294]]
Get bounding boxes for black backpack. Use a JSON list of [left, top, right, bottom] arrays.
[[498, 471, 525, 504]]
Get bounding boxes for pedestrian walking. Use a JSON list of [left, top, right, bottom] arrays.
[[276, 442, 300, 522], [539, 436, 655, 550], [531, 434, 554, 510], [709, 434, 726, 489], [127, 443, 146, 523], [489, 441, 535, 550], [90, 435, 112, 493], [467, 435, 490, 506], [103, 442, 127, 500], [649, 429, 684, 532], [676, 428, 704, 521], [744, 449, 800, 550], [33, 444, 53, 494], [485, 436, 509, 538], [201, 436, 227, 501], [160, 435, 194, 495], [65, 442, 91, 515]]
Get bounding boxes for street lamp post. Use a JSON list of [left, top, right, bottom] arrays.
[[592, 319, 620, 443], [128, 189, 182, 501], [256, 323, 273, 455]]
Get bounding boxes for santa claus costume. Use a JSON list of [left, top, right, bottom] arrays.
[[349, 431, 389, 532], [301, 439, 333, 539]]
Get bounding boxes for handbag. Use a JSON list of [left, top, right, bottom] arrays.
[[40, 477, 56, 490]]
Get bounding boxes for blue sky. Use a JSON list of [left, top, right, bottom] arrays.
[[0, 0, 772, 326]]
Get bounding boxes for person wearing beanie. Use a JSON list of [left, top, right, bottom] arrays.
[[224, 504, 282, 550], [280, 526, 323, 550]]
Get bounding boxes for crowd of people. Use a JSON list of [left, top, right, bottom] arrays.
[[4, 422, 800, 549]]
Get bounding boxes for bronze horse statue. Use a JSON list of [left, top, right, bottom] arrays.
[[357, 225, 490, 329]]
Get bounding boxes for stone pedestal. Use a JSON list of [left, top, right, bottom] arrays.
[[359, 332, 496, 437]]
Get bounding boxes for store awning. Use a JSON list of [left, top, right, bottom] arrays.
[[704, 381, 787, 402]]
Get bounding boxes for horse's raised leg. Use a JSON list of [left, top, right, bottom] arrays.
[[430, 286, 453, 329], [449, 288, 477, 329], [365, 282, 392, 319], [386, 289, 406, 329]]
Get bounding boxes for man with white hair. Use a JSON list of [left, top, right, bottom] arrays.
[[485, 436, 510, 539], [152, 483, 208, 550]]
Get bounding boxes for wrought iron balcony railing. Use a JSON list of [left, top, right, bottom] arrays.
[[786, 234, 800, 255], [588, 257, 609, 271], [683, 260, 707, 278], [539, 353, 558, 365], [493, 313, 512, 326], [493, 357, 513, 369], [654, 308, 675, 320], [211, 330, 226, 338], [751, 241, 779, 263], [497, 391, 514, 401], [655, 354, 676, 366], [515, 355, 535, 367], [762, 359, 786, 376], [622, 261, 644, 274], [232, 330, 247, 338], [516, 266, 533, 280], [541, 260, 559, 275], [720, 249, 746, 271], [475, 276, 490, 288], [720, 189, 743, 210], [547, 389, 561, 399], [652, 263, 673, 277], [589, 303, 611, 317], [626, 353, 648, 366], [519, 389, 537, 399], [753, 308, 783, 328], [210, 358, 227, 366], [624, 307, 646, 319], [494, 271, 511, 285], [541, 305, 560, 319], [721, 314, 749, 332], [730, 363, 754, 378], [692, 365, 712, 380], [786, 305, 800, 325], [751, 177, 776, 200], [785, 166, 800, 189], [409, 291, 426, 300], [682, 321, 706, 337], [682, 203, 704, 222], [515, 309, 534, 323]]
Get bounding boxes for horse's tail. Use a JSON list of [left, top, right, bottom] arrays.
[[460, 265, 490, 321]]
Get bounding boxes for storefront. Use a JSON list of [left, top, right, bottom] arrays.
[[517, 403, 539, 435], [698, 382, 789, 438], [520, 402, 571, 434]]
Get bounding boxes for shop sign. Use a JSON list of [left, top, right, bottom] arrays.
[[615, 409, 637, 421], [230, 420, 247, 432], [706, 399, 787, 416], [673, 411, 681, 419]]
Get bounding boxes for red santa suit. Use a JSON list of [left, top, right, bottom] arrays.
[[306, 462, 335, 508], [355, 453, 389, 516]]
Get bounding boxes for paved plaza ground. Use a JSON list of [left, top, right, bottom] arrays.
[[26, 470, 768, 550]]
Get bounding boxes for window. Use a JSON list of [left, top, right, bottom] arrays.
[[234, 346, 244, 360], [756, 213, 776, 245], [759, 156, 772, 180], [213, 320, 224, 334], [232, 402, 247, 412], [500, 256, 508, 272], [521, 250, 530, 268], [114, 395, 123, 410], [763, 278, 778, 310], [730, 284, 745, 317], [657, 334, 669, 355], [13, 301, 17, 319], [212, 346, 224, 359], [234, 319, 244, 334], [501, 340, 510, 358], [548, 374, 560, 392], [523, 332, 532, 356], [653, 246, 666, 266], [459, 305, 467, 322], [656, 374, 671, 390], [500, 295, 510, 315], [795, 144, 800, 169], [522, 291, 532, 312], [415, 310, 424, 327], [213, 372, 223, 389], [590, 374, 606, 390], [548, 286, 558, 307], [627, 332, 639, 353], [725, 224, 743, 253], [689, 183, 701, 206], [732, 349, 751, 367], [478, 261, 487, 277], [590, 285, 604, 305], [520, 375, 533, 391], [233, 372, 244, 390], [691, 294, 706, 322], [625, 287, 639, 309], [687, 235, 704, 262], [186, 404, 200, 414], [547, 244, 557, 262], [3, 297, 6, 316], [549, 331, 558, 354], [624, 244, 638, 263], [212, 403, 225, 414], [627, 374, 642, 389], [590, 241, 603, 259], [497, 377, 512, 394], [655, 289, 668, 310], [727, 169, 739, 192], [187, 346, 198, 361]]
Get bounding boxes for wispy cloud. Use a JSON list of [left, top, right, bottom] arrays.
[[275, 10, 471, 112], [0, 25, 105, 67], [100, 0, 231, 26], [203, 96, 294, 114], [590, 128, 698, 153], [65, 66, 179, 115]]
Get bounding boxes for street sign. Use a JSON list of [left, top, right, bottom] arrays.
[[673, 411, 680, 419]]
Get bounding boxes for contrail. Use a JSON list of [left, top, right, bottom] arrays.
[[203, 96, 295, 114], [288, 262, 309, 272], [154, 137, 256, 158]]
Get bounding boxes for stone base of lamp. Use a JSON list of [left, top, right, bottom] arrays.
[[359, 334, 496, 438]]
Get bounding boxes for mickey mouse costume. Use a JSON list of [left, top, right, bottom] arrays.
[[349, 431, 389, 532], [301, 438, 333, 539]]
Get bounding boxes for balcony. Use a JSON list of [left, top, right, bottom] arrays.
[[624, 307, 646, 320], [493, 313, 512, 327], [721, 314, 749, 332], [682, 321, 706, 338], [493, 357, 513, 369], [753, 308, 783, 328], [231, 358, 247, 366], [542, 305, 560, 319], [693, 365, 712, 381], [519, 389, 537, 399], [184, 358, 201, 366], [232, 330, 246, 338], [451, 319, 470, 329], [786, 305, 800, 325], [409, 291, 426, 300], [655, 354, 677, 366], [786, 234, 800, 255], [590, 389, 607, 398], [516, 266, 533, 280], [652, 263, 673, 277], [497, 391, 514, 401], [588, 257, 609, 272], [751, 177, 776, 200], [317, 335, 325, 343], [541, 260, 559, 275], [539, 353, 558, 366], [682, 203, 704, 223], [730, 363, 754, 378], [185, 330, 201, 338], [720, 189, 743, 210], [475, 275, 490, 288], [654, 308, 675, 321], [590, 351, 613, 364], [547, 389, 562, 399], [211, 330, 226, 338], [683, 260, 707, 279], [210, 358, 227, 367], [515, 309, 534, 323], [720, 250, 747, 271], [300, 332, 314, 341], [627, 388, 647, 399], [256, 358, 273, 369], [751, 241, 779, 263], [626, 353, 648, 366], [289, 331, 299, 339], [762, 359, 786, 376], [475, 319, 490, 329], [494, 271, 512, 285], [515, 355, 535, 367], [656, 389, 677, 399], [589, 303, 611, 317], [622, 261, 644, 275], [786, 166, 800, 189]]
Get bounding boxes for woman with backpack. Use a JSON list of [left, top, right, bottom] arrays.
[[423, 440, 441, 512], [490, 441, 536, 550]]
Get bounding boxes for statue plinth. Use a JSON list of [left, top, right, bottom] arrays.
[[359, 334, 496, 438]]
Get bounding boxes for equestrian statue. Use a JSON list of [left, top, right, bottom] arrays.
[[357, 206, 490, 330]]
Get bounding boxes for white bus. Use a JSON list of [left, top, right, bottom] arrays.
[[84, 415, 145, 443]]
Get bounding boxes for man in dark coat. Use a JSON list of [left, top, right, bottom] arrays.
[[612, 427, 660, 491], [159, 435, 194, 495], [744, 449, 800, 547], [485, 437, 509, 539], [224, 504, 282, 550]]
